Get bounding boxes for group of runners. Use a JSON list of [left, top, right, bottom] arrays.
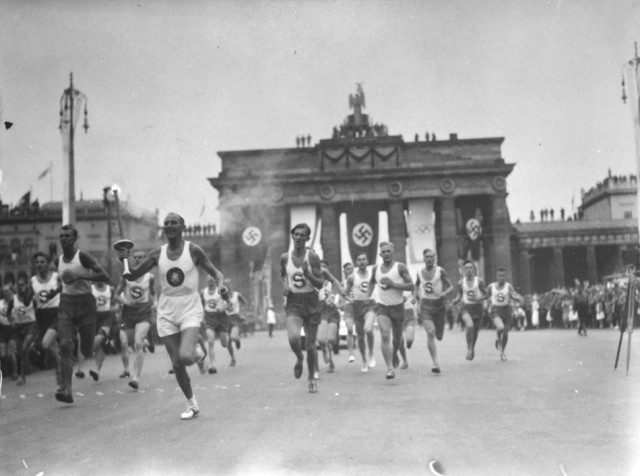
[[282, 222, 524, 393], [1, 215, 525, 418]]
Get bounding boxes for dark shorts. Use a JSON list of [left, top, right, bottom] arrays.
[[58, 293, 97, 358], [203, 311, 229, 334], [404, 308, 417, 329], [35, 307, 58, 338], [228, 313, 243, 329], [419, 299, 446, 341], [490, 305, 511, 326], [96, 311, 114, 331], [121, 302, 153, 330], [376, 303, 405, 323], [0, 323, 11, 344], [320, 301, 340, 325], [285, 291, 320, 326], [343, 302, 353, 321], [10, 321, 38, 347], [462, 303, 484, 320], [352, 300, 376, 323]]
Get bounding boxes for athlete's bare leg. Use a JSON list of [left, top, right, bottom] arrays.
[[364, 311, 376, 367], [461, 312, 475, 360], [286, 314, 305, 377], [228, 325, 239, 366], [119, 328, 131, 378], [422, 320, 440, 371], [130, 321, 150, 386]]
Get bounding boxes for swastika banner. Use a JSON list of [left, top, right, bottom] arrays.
[[240, 223, 268, 270], [345, 202, 379, 265]]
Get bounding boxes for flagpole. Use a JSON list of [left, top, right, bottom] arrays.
[[50, 160, 53, 203]]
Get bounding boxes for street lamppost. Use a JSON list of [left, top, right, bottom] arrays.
[[103, 186, 114, 278], [59, 73, 88, 225]]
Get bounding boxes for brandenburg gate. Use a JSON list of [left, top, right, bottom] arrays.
[[209, 86, 515, 313]]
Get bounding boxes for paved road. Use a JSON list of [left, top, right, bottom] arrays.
[[2, 327, 639, 476]]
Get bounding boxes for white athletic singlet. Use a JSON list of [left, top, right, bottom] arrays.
[[92, 285, 112, 312], [375, 262, 404, 306], [352, 268, 371, 301], [158, 242, 199, 297], [123, 273, 152, 305], [31, 273, 60, 309], [202, 287, 221, 313], [58, 251, 92, 295], [0, 299, 10, 326], [462, 277, 481, 305], [225, 291, 241, 316], [489, 282, 510, 307], [417, 266, 444, 301], [286, 249, 315, 294], [12, 294, 36, 324]]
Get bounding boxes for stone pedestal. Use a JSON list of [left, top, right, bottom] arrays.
[[438, 198, 459, 280], [320, 204, 341, 278], [488, 194, 513, 279], [387, 201, 407, 263]]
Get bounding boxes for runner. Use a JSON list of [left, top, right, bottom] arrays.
[[266, 304, 276, 337], [414, 249, 454, 374], [117, 213, 224, 419], [316, 260, 344, 374], [340, 261, 356, 363], [396, 292, 415, 370], [0, 285, 16, 381], [53, 224, 111, 403], [221, 279, 247, 367], [280, 223, 324, 393], [487, 268, 523, 361], [113, 249, 156, 389], [31, 252, 62, 387], [85, 280, 114, 381], [453, 260, 488, 361], [344, 252, 377, 372], [200, 275, 227, 374], [6, 274, 38, 386], [366, 242, 414, 380]]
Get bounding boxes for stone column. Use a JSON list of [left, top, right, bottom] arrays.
[[552, 247, 565, 288], [517, 248, 532, 294], [320, 203, 341, 277], [387, 200, 407, 263], [489, 194, 513, 278], [586, 245, 598, 285], [438, 197, 459, 280]]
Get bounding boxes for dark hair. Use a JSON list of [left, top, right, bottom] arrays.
[[61, 224, 78, 239], [34, 251, 50, 262], [463, 260, 474, 267], [342, 262, 353, 268], [497, 267, 506, 273], [355, 252, 368, 260], [290, 223, 311, 237]]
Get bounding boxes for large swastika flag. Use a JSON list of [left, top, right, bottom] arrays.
[[345, 202, 379, 265]]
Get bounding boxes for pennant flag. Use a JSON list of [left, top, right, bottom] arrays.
[[37, 165, 51, 180], [16, 191, 31, 210], [344, 202, 379, 265]]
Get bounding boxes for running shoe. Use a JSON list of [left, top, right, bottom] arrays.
[[119, 371, 130, 379], [500, 353, 507, 361], [400, 362, 408, 370], [431, 367, 441, 375], [75, 370, 85, 379], [368, 356, 376, 368], [55, 390, 74, 404], [230, 358, 236, 367], [180, 404, 200, 420], [308, 380, 318, 393], [89, 370, 99, 382], [328, 362, 335, 373], [361, 363, 369, 373], [208, 366, 217, 375], [466, 349, 474, 361], [385, 369, 395, 380], [348, 355, 355, 363], [293, 359, 303, 379], [128, 380, 139, 390], [313, 371, 320, 380]]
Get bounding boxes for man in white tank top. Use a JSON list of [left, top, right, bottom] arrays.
[[487, 268, 523, 361], [118, 213, 224, 420], [280, 223, 324, 394], [221, 278, 248, 367], [114, 249, 156, 388], [344, 252, 377, 372], [53, 224, 111, 404], [7, 274, 37, 386], [316, 260, 344, 375], [31, 251, 62, 387], [414, 249, 454, 374], [366, 242, 414, 380], [200, 275, 227, 374], [83, 281, 114, 382], [453, 260, 488, 361], [339, 261, 356, 363]]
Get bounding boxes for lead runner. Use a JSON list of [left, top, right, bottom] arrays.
[[117, 212, 224, 419]]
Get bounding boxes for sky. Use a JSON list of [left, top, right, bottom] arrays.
[[0, 0, 639, 227]]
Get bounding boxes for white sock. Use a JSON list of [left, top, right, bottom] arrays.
[[188, 396, 197, 406]]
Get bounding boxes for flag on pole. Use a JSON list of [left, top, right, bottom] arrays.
[[16, 191, 30, 210], [37, 165, 51, 180], [199, 199, 206, 218]]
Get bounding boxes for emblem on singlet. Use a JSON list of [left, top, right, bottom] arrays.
[[423, 282, 434, 294], [495, 292, 506, 303], [166, 268, 185, 287], [359, 281, 368, 293], [97, 296, 108, 306], [292, 272, 306, 289], [207, 299, 216, 309], [38, 290, 49, 303], [131, 286, 144, 299], [62, 270, 73, 284]]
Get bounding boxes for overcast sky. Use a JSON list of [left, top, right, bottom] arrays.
[[0, 0, 638, 227]]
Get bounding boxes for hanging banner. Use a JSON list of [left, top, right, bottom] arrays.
[[240, 223, 268, 270], [345, 202, 379, 265], [406, 199, 436, 265]]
